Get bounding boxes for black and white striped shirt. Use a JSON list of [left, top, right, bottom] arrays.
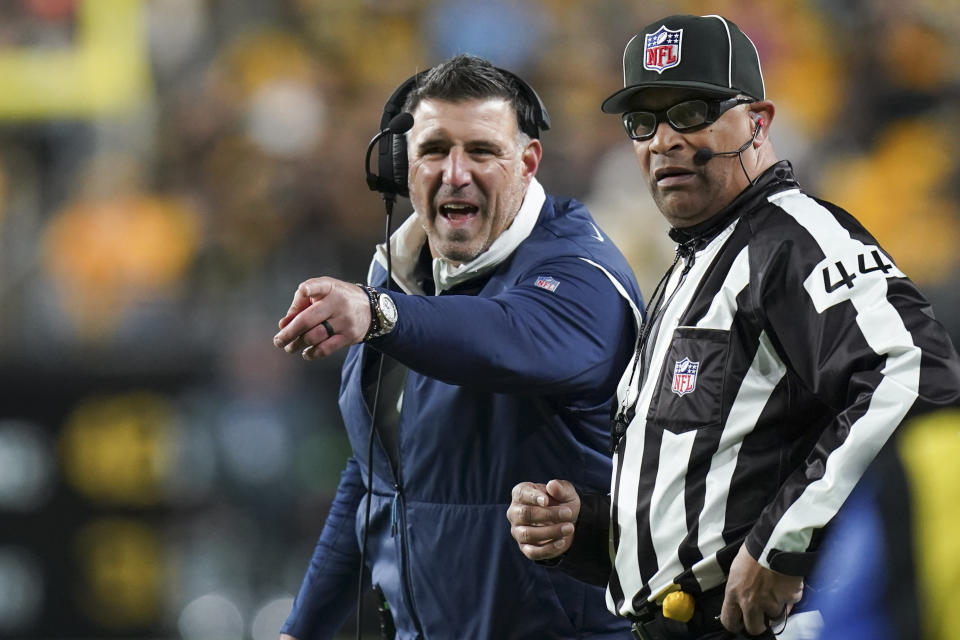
[[605, 161, 960, 617]]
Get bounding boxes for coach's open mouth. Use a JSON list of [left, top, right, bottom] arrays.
[[439, 202, 479, 225]]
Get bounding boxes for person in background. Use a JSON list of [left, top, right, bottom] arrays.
[[810, 406, 960, 640]]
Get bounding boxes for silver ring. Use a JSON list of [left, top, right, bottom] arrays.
[[321, 320, 335, 337]]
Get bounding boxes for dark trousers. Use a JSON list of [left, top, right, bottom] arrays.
[[631, 618, 774, 640]]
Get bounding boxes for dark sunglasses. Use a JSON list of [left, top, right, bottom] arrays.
[[621, 97, 755, 140]]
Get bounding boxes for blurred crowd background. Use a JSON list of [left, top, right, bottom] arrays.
[[0, 0, 957, 638]]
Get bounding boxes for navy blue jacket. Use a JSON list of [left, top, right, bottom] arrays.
[[283, 193, 642, 639]]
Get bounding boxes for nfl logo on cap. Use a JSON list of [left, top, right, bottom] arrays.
[[644, 25, 682, 73]]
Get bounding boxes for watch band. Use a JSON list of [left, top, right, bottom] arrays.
[[356, 284, 381, 341], [357, 284, 396, 342]]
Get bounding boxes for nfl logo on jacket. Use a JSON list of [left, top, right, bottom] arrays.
[[534, 275, 560, 292]]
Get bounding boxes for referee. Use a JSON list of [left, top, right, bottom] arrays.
[[507, 13, 960, 640]]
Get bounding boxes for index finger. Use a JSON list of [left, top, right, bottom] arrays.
[[511, 482, 549, 506], [506, 502, 570, 526], [278, 283, 314, 330], [274, 299, 331, 349], [719, 596, 744, 634], [278, 278, 336, 329]]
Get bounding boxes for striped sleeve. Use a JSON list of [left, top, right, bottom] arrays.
[[744, 190, 960, 570]]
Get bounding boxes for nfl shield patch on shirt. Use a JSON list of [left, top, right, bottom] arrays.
[[534, 276, 560, 292], [672, 357, 699, 396]]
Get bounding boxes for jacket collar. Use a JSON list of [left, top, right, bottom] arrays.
[[667, 160, 799, 251]]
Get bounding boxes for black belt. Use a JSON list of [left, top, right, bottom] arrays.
[[627, 586, 775, 640]]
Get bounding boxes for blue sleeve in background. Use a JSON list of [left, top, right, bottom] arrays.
[[811, 480, 891, 640]]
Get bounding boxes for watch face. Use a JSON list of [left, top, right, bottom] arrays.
[[378, 293, 398, 325]]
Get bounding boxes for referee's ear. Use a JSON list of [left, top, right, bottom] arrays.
[[747, 100, 774, 146]]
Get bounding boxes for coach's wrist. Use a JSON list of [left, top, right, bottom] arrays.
[[357, 284, 398, 341]]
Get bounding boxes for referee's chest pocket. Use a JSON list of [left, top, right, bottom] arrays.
[[647, 327, 729, 434]]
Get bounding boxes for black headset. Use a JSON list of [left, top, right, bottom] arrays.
[[375, 66, 552, 198]]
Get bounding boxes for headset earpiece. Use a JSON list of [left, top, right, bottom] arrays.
[[514, 78, 551, 139], [374, 65, 551, 199], [377, 72, 426, 198]]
